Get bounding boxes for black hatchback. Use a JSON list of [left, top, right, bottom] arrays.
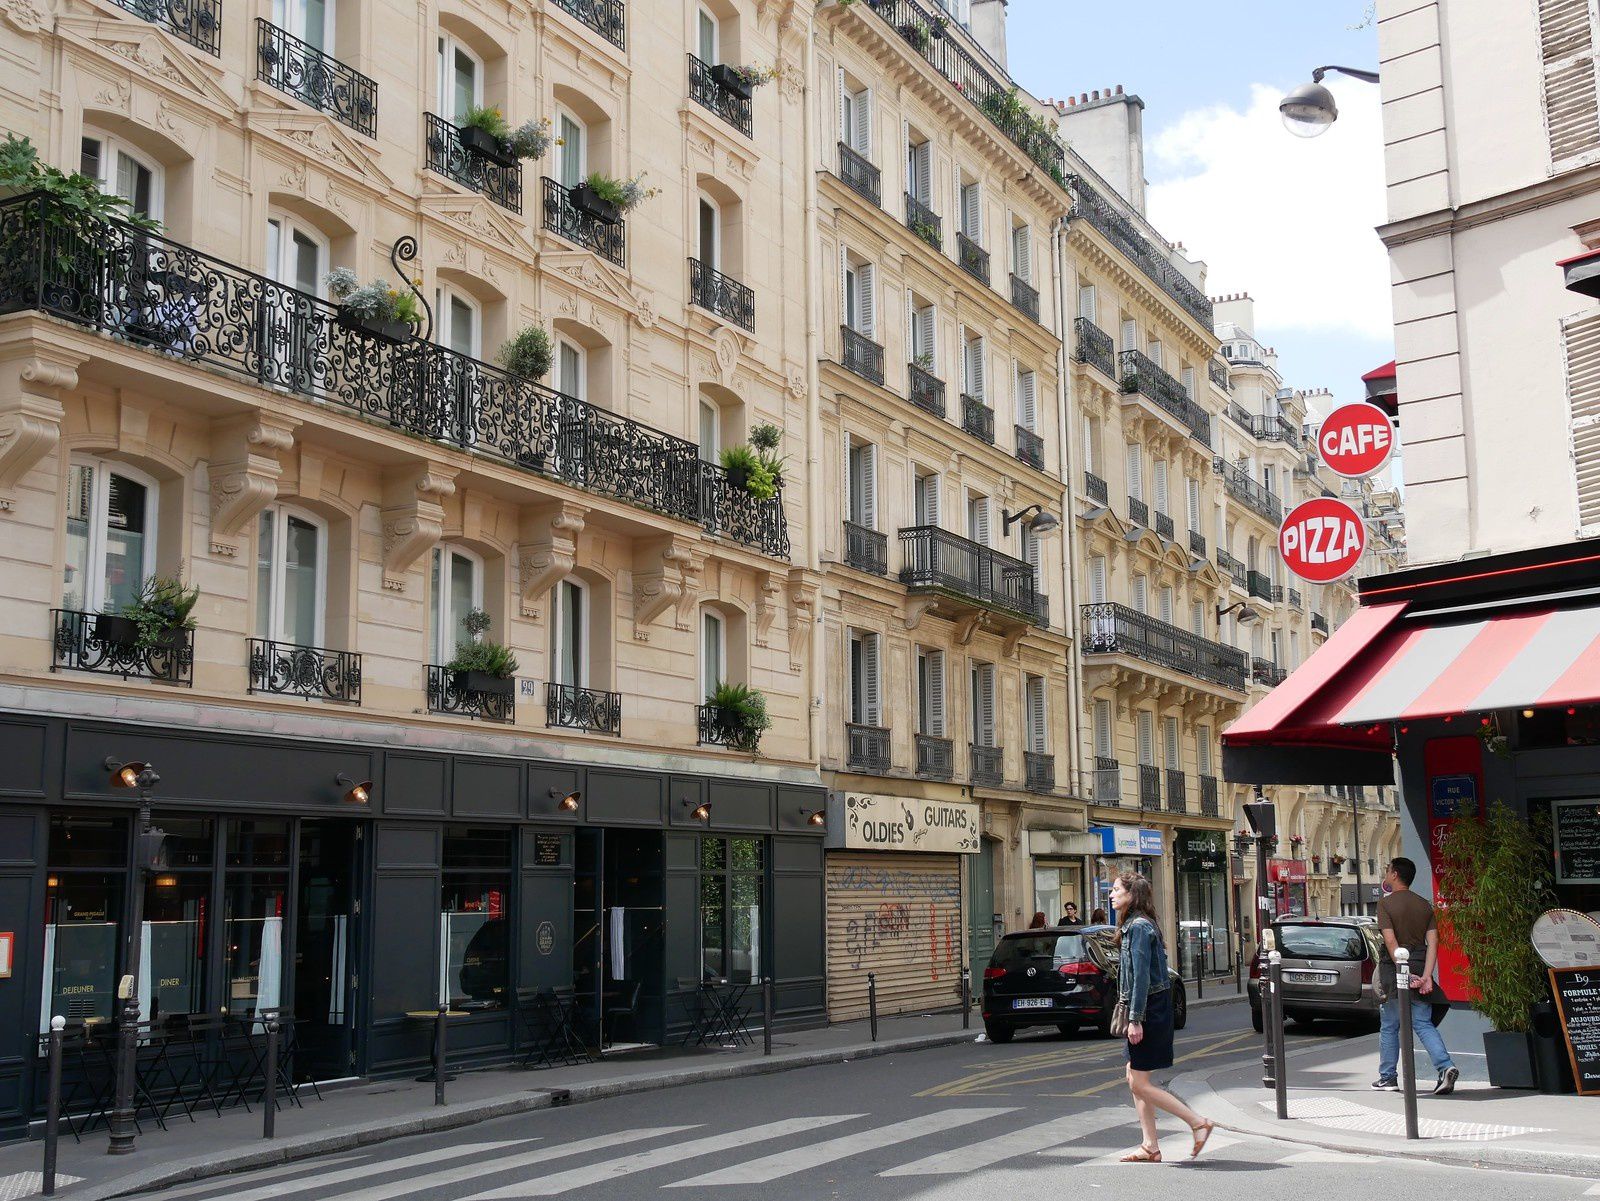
[[981, 925, 1187, 1043]]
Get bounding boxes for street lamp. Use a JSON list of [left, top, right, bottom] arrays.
[[1216, 601, 1261, 627], [104, 757, 160, 1156], [1001, 504, 1060, 536], [1279, 65, 1380, 137]]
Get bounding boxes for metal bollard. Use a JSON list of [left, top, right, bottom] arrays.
[[762, 977, 774, 1057], [867, 972, 878, 1042], [263, 1018, 280, 1139], [1395, 948, 1419, 1139], [434, 1004, 448, 1106], [43, 1016, 63, 1196], [1268, 951, 1288, 1120], [1261, 951, 1277, 1089], [960, 968, 971, 1030]]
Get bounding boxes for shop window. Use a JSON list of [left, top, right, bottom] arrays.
[[224, 818, 289, 1018], [143, 814, 213, 1025], [64, 457, 158, 615], [255, 504, 327, 647], [698, 837, 764, 984], [40, 813, 129, 1032], [440, 825, 512, 1010]]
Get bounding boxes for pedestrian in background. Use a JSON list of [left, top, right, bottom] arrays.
[[1111, 871, 1214, 1162], [1374, 857, 1459, 1095], [1028, 911, 1048, 929], [1090, 907, 1108, 924], [1061, 902, 1080, 925]]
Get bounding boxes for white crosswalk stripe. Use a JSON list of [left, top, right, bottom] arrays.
[[884, 1107, 1131, 1175], [219, 1141, 528, 1201], [1074, 1128, 1244, 1167], [141, 1153, 367, 1200], [669, 1107, 1016, 1186], [460, 1115, 861, 1199]]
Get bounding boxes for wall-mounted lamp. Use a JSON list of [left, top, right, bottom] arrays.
[[105, 757, 158, 790], [335, 773, 373, 806], [1001, 504, 1060, 537], [801, 806, 826, 827], [1215, 601, 1261, 627], [550, 788, 581, 813], [683, 798, 711, 822]]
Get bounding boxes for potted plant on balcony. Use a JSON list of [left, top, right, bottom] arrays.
[[750, 422, 787, 488], [929, 13, 948, 37], [447, 607, 519, 697], [98, 574, 198, 652], [895, 20, 931, 51], [496, 324, 553, 381], [324, 267, 421, 344], [706, 681, 771, 750], [456, 104, 518, 167], [718, 444, 777, 500], [572, 171, 659, 225]]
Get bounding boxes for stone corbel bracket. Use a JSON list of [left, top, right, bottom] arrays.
[[753, 569, 785, 647], [631, 535, 696, 639], [517, 501, 588, 619], [207, 412, 299, 557], [380, 464, 457, 591], [0, 347, 84, 512], [786, 567, 819, 673], [903, 596, 938, 631]]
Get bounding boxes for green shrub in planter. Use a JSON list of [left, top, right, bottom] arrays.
[[707, 681, 771, 744], [749, 422, 787, 489], [447, 609, 519, 696], [498, 325, 553, 381], [718, 445, 777, 500], [118, 574, 199, 651]]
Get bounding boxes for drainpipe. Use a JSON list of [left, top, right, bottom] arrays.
[[1051, 212, 1086, 798], [803, 16, 824, 772]]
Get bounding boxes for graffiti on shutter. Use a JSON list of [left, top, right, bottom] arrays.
[[826, 853, 962, 1021]]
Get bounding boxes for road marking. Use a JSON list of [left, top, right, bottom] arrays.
[[461, 1115, 859, 1198], [1067, 1031, 1262, 1096], [883, 1107, 1131, 1175], [669, 1107, 1016, 1186], [221, 1142, 529, 1201], [917, 1042, 1121, 1097], [315, 1127, 698, 1201], [150, 1155, 368, 1200]]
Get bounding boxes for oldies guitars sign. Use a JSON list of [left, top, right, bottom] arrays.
[[840, 793, 981, 853]]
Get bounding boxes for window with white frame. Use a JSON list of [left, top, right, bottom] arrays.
[[436, 287, 480, 358], [1163, 714, 1180, 770], [917, 647, 945, 736], [966, 491, 990, 545], [557, 111, 586, 189], [1136, 709, 1155, 766], [910, 299, 937, 370], [1146, 337, 1163, 369], [266, 214, 326, 295], [1088, 555, 1108, 604], [701, 608, 725, 696], [550, 577, 587, 689], [1159, 584, 1174, 625], [906, 135, 933, 204], [697, 195, 721, 270], [1181, 365, 1196, 400], [437, 35, 482, 122], [274, 0, 333, 51], [1290, 629, 1301, 667], [1186, 477, 1201, 533], [1014, 365, 1037, 432], [696, 5, 719, 63], [848, 630, 881, 726], [1077, 283, 1097, 323], [841, 252, 876, 336], [1126, 444, 1143, 501], [839, 71, 871, 154], [1191, 600, 1204, 636], [429, 545, 483, 665], [970, 660, 995, 747], [1093, 698, 1114, 759], [1010, 221, 1032, 282], [1119, 316, 1137, 357], [845, 433, 877, 530], [962, 329, 985, 398], [1152, 458, 1169, 517], [64, 458, 157, 615], [80, 133, 161, 221], [255, 504, 326, 647], [1197, 727, 1212, 776], [1082, 414, 1100, 476], [1025, 674, 1047, 754], [556, 336, 586, 400], [1132, 574, 1148, 613], [1270, 629, 1282, 665], [914, 468, 941, 527], [958, 176, 981, 240], [698, 398, 720, 462]]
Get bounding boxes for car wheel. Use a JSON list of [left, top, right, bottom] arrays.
[[984, 1022, 1015, 1044], [1251, 1003, 1264, 1033], [1172, 984, 1188, 1031]]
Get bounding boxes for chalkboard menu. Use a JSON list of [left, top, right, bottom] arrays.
[[532, 833, 563, 866], [1554, 800, 1600, 884], [1550, 967, 1600, 1096]]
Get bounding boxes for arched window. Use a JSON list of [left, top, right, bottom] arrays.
[[549, 577, 587, 688], [266, 212, 328, 295], [255, 504, 326, 646], [429, 545, 483, 664], [274, 0, 334, 51], [80, 131, 161, 222], [437, 34, 483, 122], [64, 457, 158, 614]]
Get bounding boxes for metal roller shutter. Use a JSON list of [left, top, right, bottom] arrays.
[[826, 852, 963, 1022]]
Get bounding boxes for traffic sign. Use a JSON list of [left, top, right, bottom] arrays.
[[1280, 496, 1366, 583], [1316, 401, 1396, 479]]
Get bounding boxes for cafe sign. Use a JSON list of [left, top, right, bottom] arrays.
[[838, 793, 980, 854]]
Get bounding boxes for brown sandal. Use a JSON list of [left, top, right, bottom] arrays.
[[1191, 1120, 1216, 1159], [1121, 1145, 1163, 1163]]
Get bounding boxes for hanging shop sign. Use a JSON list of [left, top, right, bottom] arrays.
[[1532, 909, 1600, 970], [1280, 496, 1367, 584], [1316, 401, 1397, 479], [835, 793, 980, 854]]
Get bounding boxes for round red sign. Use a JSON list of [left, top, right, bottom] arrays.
[[1279, 497, 1366, 584], [1316, 402, 1396, 479]]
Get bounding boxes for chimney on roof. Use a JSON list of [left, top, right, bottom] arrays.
[[969, 0, 1009, 70], [1054, 80, 1147, 214]]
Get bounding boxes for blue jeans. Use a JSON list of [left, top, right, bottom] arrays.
[[1379, 988, 1455, 1080]]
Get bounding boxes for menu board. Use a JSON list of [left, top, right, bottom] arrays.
[[1531, 909, 1600, 970], [532, 834, 563, 866], [1549, 967, 1600, 1097], [1554, 800, 1600, 884]]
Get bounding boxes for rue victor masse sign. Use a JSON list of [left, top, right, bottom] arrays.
[[840, 793, 981, 854]]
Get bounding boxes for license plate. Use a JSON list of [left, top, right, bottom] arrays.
[[1012, 998, 1052, 1009], [1284, 970, 1338, 985]]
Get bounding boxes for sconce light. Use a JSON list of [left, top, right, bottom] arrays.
[[153, 874, 178, 888], [104, 757, 156, 790], [1001, 504, 1060, 536], [335, 773, 373, 806], [684, 798, 711, 822], [550, 788, 581, 813], [802, 806, 826, 827]]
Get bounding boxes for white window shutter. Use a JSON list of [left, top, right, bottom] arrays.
[[972, 495, 990, 545], [1187, 477, 1201, 529], [1197, 729, 1212, 775], [927, 474, 941, 527], [1078, 283, 1096, 323], [859, 262, 876, 337], [1565, 311, 1600, 534], [854, 87, 872, 155], [971, 339, 985, 398], [1081, 414, 1095, 474], [1153, 460, 1168, 514], [962, 181, 980, 240], [862, 442, 878, 530], [1013, 224, 1031, 281], [1121, 317, 1137, 356], [1026, 676, 1047, 753], [1022, 526, 1040, 571], [1164, 715, 1179, 768], [839, 245, 848, 330], [1089, 555, 1107, 603], [837, 67, 848, 144], [1132, 574, 1147, 612], [1137, 710, 1154, 765], [1539, 0, 1600, 165], [1160, 585, 1174, 625], [1017, 368, 1037, 430], [1126, 444, 1143, 500], [1182, 365, 1196, 400], [916, 304, 936, 363], [927, 650, 945, 735], [864, 634, 881, 725], [1093, 699, 1113, 758], [977, 664, 995, 745], [1191, 600, 1204, 635]]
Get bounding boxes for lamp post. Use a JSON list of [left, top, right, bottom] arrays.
[[1279, 65, 1381, 138], [105, 758, 161, 1156]]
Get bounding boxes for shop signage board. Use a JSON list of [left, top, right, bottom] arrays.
[[1553, 799, 1600, 884], [1426, 737, 1484, 1001], [1089, 826, 1164, 856], [1532, 909, 1600, 970], [1316, 401, 1397, 479], [1280, 496, 1367, 584], [1548, 967, 1600, 1096], [532, 834, 563, 867], [838, 793, 980, 853]]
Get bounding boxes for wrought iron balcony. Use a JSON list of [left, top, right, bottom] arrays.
[[0, 194, 789, 558], [1270, 584, 1285, 603], [1074, 317, 1115, 379], [1081, 602, 1248, 691], [1138, 763, 1161, 809], [1189, 530, 1207, 557], [553, 0, 625, 46], [956, 232, 990, 284], [971, 744, 1003, 787], [1067, 175, 1213, 326], [256, 19, 376, 138], [1119, 350, 1211, 444], [426, 664, 514, 723], [1154, 511, 1175, 541], [961, 394, 994, 443], [698, 703, 762, 752], [1252, 413, 1301, 446], [905, 193, 942, 249], [689, 257, 754, 331], [425, 114, 522, 213], [1165, 769, 1187, 814], [1289, 587, 1303, 608], [1216, 548, 1247, 588], [1093, 756, 1122, 805], [1128, 496, 1149, 528], [112, 0, 219, 55], [841, 324, 885, 385], [1213, 457, 1284, 523], [1312, 611, 1329, 634], [844, 520, 888, 575], [1251, 657, 1286, 687], [1200, 773, 1219, 817], [1014, 424, 1044, 470], [1025, 751, 1055, 794], [847, 723, 892, 773], [247, 638, 361, 703], [1228, 401, 1254, 432], [542, 177, 625, 266], [837, 142, 881, 206], [1209, 359, 1231, 391], [916, 733, 954, 780], [907, 361, 946, 416], [1010, 274, 1040, 322], [51, 609, 194, 685], [546, 681, 622, 735], [1247, 570, 1273, 601], [1085, 472, 1108, 505], [687, 54, 753, 137], [900, 525, 1042, 623]]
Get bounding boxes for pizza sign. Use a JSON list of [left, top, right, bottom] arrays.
[[1280, 496, 1367, 583]]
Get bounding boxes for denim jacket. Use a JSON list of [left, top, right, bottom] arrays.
[[1117, 917, 1170, 1022]]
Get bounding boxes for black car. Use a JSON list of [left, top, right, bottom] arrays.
[[981, 924, 1187, 1043]]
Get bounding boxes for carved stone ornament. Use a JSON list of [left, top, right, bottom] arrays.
[[206, 413, 298, 556], [2, 0, 48, 34], [517, 502, 588, 618], [0, 349, 80, 511], [753, 570, 784, 647], [380, 465, 457, 591], [631, 536, 696, 639]]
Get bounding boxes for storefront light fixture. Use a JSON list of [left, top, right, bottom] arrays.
[[335, 773, 373, 805], [154, 874, 178, 888], [1523, 708, 1536, 719], [105, 758, 157, 790], [802, 806, 826, 827], [1001, 504, 1060, 536], [1278, 65, 1380, 138], [684, 798, 712, 822], [549, 789, 581, 812]]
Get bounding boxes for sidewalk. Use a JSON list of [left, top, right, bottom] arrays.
[[1171, 1009, 1600, 1177], [0, 1011, 976, 1200]]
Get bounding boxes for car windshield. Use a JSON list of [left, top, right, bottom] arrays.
[[1275, 924, 1366, 960], [991, 934, 1088, 967]]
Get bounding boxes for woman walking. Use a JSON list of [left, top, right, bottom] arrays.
[[1111, 871, 1215, 1162]]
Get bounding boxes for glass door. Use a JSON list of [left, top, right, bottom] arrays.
[[293, 819, 359, 1080]]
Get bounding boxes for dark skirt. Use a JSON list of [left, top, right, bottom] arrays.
[[1125, 986, 1175, 1071]]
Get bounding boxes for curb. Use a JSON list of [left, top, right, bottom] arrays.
[[86, 1028, 977, 1200]]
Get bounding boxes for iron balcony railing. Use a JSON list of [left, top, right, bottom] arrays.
[[1119, 350, 1211, 444], [961, 394, 994, 443], [1189, 530, 1207, 557], [1073, 317, 1115, 379], [1213, 457, 1284, 523], [916, 733, 954, 780], [957, 232, 990, 284], [1085, 472, 1108, 505], [1270, 584, 1285, 603], [113, 0, 219, 54], [699, 703, 761, 752], [1252, 413, 1301, 446], [1165, 769, 1186, 814], [1138, 764, 1161, 809], [1289, 587, 1303, 608], [1081, 602, 1249, 691], [554, 0, 625, 45], [256, 20, 376, 138], [689, 257, 755, 331], [542, 177, 625, 266], [1128, 496, 1149, 528], [1312, 611, 1329, 634], [687, 54, 753, 137], [899, 525, 1042, 623], [1015, 424, 1044, 471], [1154, 511, 1175, 541], [971, 744, 1003, 786], [844, 520, 888, 575], [847, 723, 892, 773], [1247, 570, 1273, 601], [1252, 657, 1286, 688], [1094, 756, 1122, 805], [1067, 175, 1213, 326], [1025, 751, 1055, 794], [1228, 401, 1255, 431], [841, 324, 885, 385], [837, 142, 881, 205], [247, 638, 361, 703], [1209, 359, 1231, 391], [1200, 774, 1219, 817], [1216, 547, 1247, 587], [1010, 273, 1039, 322], [905, 192, 942, 249], [907, 361, 946, 417], [51, 609, 194, 685], [426, 664, 514, 723], [545, 681, 622, 735], [425, 114, 522, 213], [0, 194, 788, 558]]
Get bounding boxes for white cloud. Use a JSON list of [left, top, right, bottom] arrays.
[[1145, 79, 1392, 342]]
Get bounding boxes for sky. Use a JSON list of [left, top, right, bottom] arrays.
[[1005, 1, 1391, 419]]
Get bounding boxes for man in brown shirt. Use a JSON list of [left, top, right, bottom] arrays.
[[1375, 857, 1458, 1094]]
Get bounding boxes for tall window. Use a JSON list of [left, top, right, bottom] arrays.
[[1186, 477, 1201, 533], [697, 196, 720, 270], [80, 133, 160, 221], [436, 35, 482, 122], [1092, 699, 1113, 759], [1159, 585, 1174, 625], [1077, 283, 1097, 323], [1082, 414, 1100, 477], [1025, 674, 1047, 753], [970, 661, 996, 748], [1181, 365, 1197, 400], [696, 5, 719, 62], [842, 254, 875, 335], [1136, 709, 1155, 766], [223, 819, 290, 1019], [959, 177, 981, 240], [1132, 574, 1148, 613], [255, 505, 325, 647], [1163, 714, 1180, 770], [917, 647, 945, 735], [550, 578, 586, 688], [266, 215, 325, 295], [429, 545, 482, 664], [64, 458, 156, 614], [1015, 365, 1037, 432], [557, 112, 586, 189], [962, 330, 986, 398], [914, 469, 940, 527], [701, 609, 725, 696], [910, 300, 936, 368], [1010, 222, 1032, 282], [439, 825, 511, 1010], [556, 337, 586, 400], [698, 398, 720, 462], [1088, 555, 1107, 604], [1126, 444, 1143, 500], [1191, 600, 1205, 635], [966, 492, 990, 545], [848, 630, 881, 726], [1290, 630, 1301, 667], [1119, 316, 1137, 357], [699, 837, 764, 984], [839, 72, 870, 153], [846, 434, 877, 529], [907, 137, 932, 203], [1197, 727, 1212, 777], [1146, 337, 1163, 369], [436, 288, 480, 358], [274, 0, 332, 49], [1152, 458, 1168, 516], [41, 813, 128, 1030]]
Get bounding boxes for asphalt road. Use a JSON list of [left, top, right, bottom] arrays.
[[144, 1003, 1597, 1201]]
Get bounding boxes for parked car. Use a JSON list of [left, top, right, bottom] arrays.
[[981, 924, 1187, 1043], [1247, 917, 1449, 1032]]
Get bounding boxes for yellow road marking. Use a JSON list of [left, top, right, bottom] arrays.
[[915, 1042, 1116, 1098]]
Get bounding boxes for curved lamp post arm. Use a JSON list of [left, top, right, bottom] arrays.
[[1311, 65, 1381, 85]]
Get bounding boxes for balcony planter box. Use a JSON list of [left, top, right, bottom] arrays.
[[725, 463, 751, 491], [454, 669, 515, 697], [335, 308, 411, 345], [571, 183, 621, 225], [1482, 1030, 1538, 1090], [458, 124, 517, 168], [94, 614, 140, 647], [710, 63, 753, 100]]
